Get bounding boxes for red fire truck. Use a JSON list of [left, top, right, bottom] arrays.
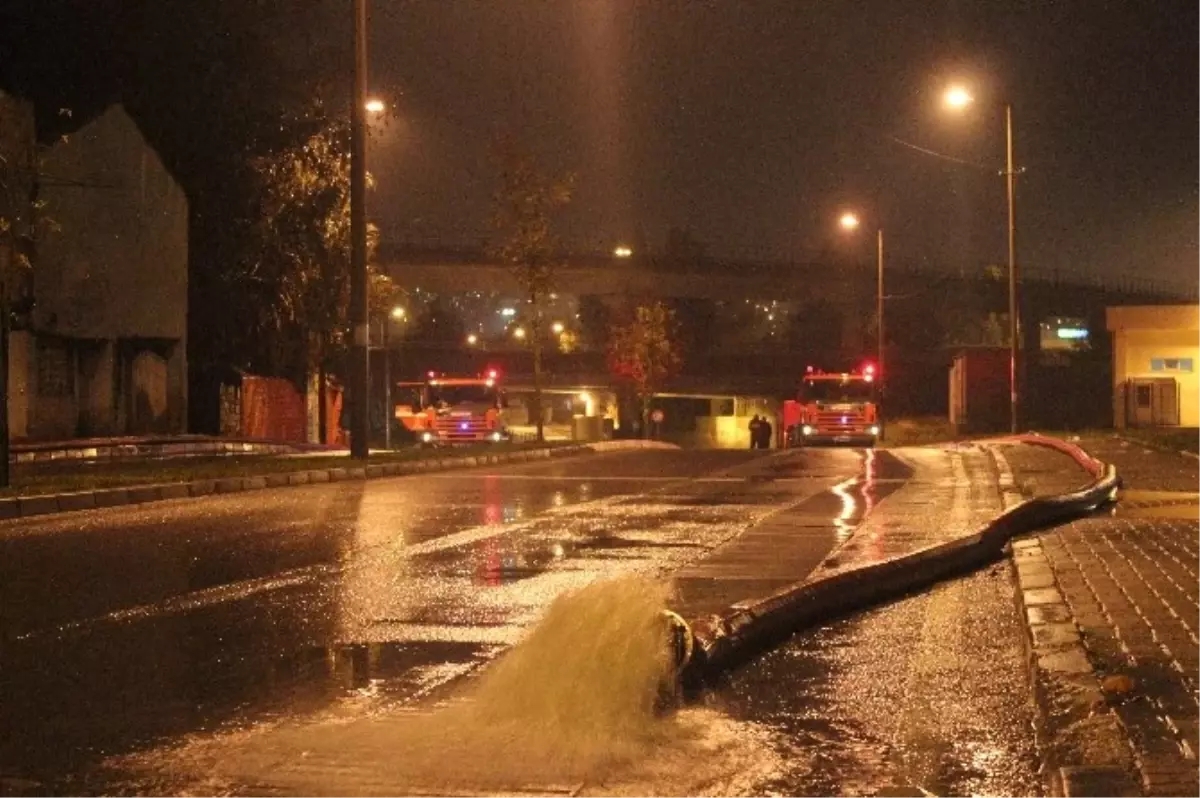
[[783, 363, 882, 446], [394, 370, 512, 445]]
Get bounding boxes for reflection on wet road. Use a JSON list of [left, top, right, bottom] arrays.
[[716, 566, 1042, 797], [0, 447, 878, 794]]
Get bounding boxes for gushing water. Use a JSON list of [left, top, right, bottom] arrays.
[[362, 575, 678, 789], [117, 576, 784, 795]]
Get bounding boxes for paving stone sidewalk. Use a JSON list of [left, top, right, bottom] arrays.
[[1001, 438, 1199, 797]]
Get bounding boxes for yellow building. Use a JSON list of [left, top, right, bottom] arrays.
[[1106, 305, 1199, 428]]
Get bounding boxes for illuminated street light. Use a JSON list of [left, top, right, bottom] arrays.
[[839, 212, 885, 423], [944, 82, 1020, 433], [613, 245, 633, 258], [365, 98, 386, 114], [390, 306, 406, 320], [513, 327, 527, 339], [551, 321, 565, 334], [943, 86, 974, 109], [466, 333, 478, 345]]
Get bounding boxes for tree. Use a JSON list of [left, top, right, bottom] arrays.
[[607, 302, 682, 436], [240, 109, 396, 442], [487, 142, 574, 442], [0, 93, 54, 487]]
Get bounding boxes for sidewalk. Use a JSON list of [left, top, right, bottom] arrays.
[[671, 444, 1005, 623], [1000, 436, 1199, 797]]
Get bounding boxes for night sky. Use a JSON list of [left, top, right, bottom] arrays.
[[3, 0, 1197, 290]]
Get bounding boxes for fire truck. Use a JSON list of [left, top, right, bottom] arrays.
[[783, 363, 882, 446], [394, 370, 512, 445]]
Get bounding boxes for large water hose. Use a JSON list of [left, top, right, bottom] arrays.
[[661, 609, 695, 676]]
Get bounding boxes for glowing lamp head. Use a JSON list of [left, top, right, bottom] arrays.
[[944, 86, 974, 110], [488, 369, 499, 380], [839, 212, 861, 231]]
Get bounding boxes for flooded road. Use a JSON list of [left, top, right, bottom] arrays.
[[1, 447, 872, 794]]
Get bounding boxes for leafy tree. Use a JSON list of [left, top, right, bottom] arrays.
[[0, 93, 35, 487], [607, 302, 683, 435], [487, 142, 574, 442], [240, 109, 397, 442], [0, 93, 59, 486]]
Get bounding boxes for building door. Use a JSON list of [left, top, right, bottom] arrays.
[[1126, 378, 1179, 427]]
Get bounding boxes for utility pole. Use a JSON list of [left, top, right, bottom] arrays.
[[383, 316, 391, 450], [876, 227, 885, 400], [349, 0, 370, 459], [1005, 103, 1019, 434]]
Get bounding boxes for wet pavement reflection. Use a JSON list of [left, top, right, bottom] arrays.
[[0, 447, 877, 794], [715, 566, 1042, 797]]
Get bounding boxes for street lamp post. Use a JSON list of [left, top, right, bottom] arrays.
[[383, 306, 405, 450], [349, 0, 370, 459], [946, 87, 1020, 434], [839, 213, 886, 408], [1004, 103, 1019, 435]]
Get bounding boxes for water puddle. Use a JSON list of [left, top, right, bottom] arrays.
[[1110, 502, 1200, 520], [1109, 489, 1199, 520]]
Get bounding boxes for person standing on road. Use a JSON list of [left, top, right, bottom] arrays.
[[759, 416, 773, 449], [748, 415, 762, 449]]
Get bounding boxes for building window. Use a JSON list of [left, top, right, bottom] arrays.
[[36, 338, 74, 397], [1150, 358, 1195, 373]]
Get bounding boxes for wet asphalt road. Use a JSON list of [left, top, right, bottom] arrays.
[[0, 445, 1043, 797], [1, 447, 869, 794], [715, 564, 1042, 797]]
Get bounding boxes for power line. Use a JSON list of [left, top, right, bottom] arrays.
[[883, 134, 997, 173]]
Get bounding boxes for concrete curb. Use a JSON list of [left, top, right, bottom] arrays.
[[992, 444, 1140, 797], [0, 439, 678, 524], [682, 437, 1120, 680], [1009, 537, 1140, 798], [9, 435, 330, 465]]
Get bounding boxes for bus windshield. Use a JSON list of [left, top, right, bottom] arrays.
[[801, 378, 875, 403]]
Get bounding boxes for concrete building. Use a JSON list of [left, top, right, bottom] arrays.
[[1106, 305, 1199, 429], [4, 100, 188, 440]]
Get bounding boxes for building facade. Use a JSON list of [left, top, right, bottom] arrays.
[[1106, 305, 1199, 429], [4, 100, 188, 441]]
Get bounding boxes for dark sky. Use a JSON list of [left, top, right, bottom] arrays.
[[364, 0, 1197, 289], [2, 1, 1195, 291]]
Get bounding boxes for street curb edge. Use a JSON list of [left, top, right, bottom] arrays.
[[0, 439, 677, 523]]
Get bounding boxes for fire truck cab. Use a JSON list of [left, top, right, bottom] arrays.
[[394, 370, 512, 445], [784, 364, 881, 447]]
